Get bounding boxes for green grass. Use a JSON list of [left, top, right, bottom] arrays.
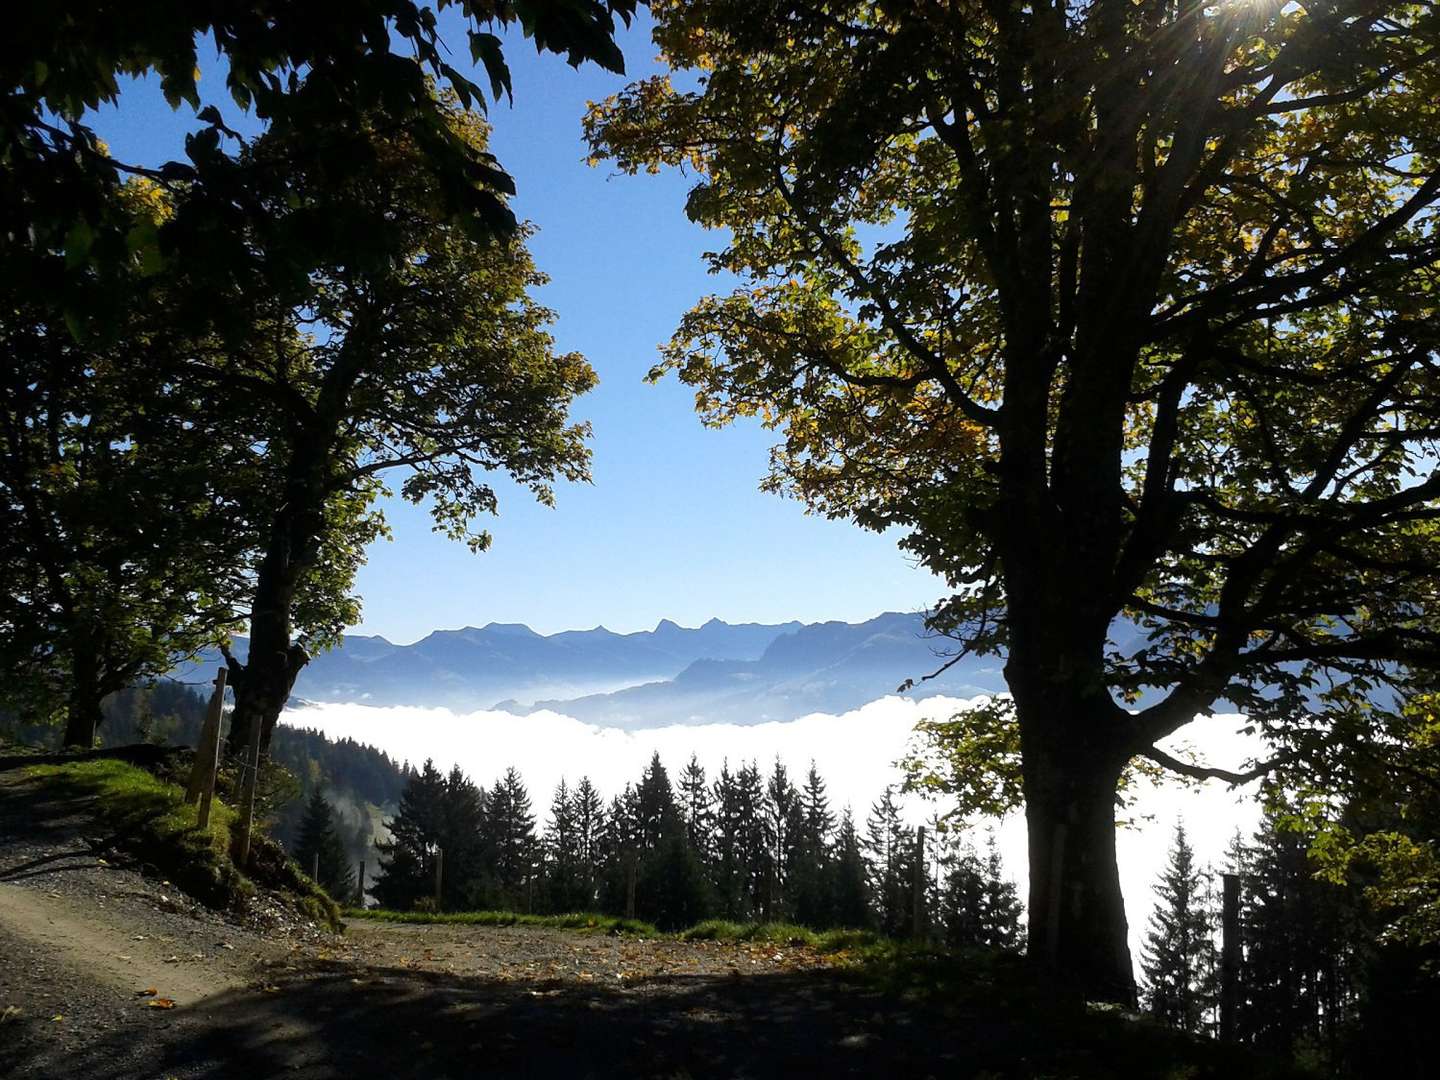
[[24, 757, 340, 929], [345, 910, 887, 955], [345, 908, 660, 935], [679, 919, 883, 953], [28, 758, 245, 907]]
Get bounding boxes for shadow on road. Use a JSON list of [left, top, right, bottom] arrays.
[[4, 953, 1284, 1080]]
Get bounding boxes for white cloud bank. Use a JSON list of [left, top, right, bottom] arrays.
[[281, 695, 1262, 957]]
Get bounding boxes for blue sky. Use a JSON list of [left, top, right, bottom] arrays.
[[90, 10, 945, 642]]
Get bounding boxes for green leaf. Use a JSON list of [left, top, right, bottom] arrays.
[[64, 220, 94, 268]]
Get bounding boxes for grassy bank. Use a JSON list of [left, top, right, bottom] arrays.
[[344, 908, 660, 935], [347, 909, 887, 955], [24, 757, 339, 928]]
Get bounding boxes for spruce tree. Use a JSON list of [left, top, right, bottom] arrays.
[[572, 776, 606, 909], [939, 840, 989, 949], [764, 758, 801, 921], [635, 752, 677, 851], [486, 766, 538, 911], [294, 787, 355, 901], [439, 765, 486, 910], [599, 784, 641, 916], [544, 779, 584, 912], [734, 761, 774, 919], [864, 785, 913, 936], [830, 807, 872, 929], [979, 833, 1024, 950], [373, 758, 447, 910], [709, 762, 747, 918], [677, 755, 713, 862], [1235, 806, 1357, 1058], [789, 763, 837, 927], [1140, 822, 1218, 1034]]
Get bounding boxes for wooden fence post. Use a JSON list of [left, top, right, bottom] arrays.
[[186, 668, 227, 830], [625, 853, 637, 920], [187, 668, 228, 829], [311, 850, 320, 883], [913, 825, 927, 939], [356, 860, 366, 908], [1220, 872, 1241, 1042], [434, 847, 444, 910]]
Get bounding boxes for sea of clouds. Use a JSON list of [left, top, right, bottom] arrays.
[[280, 694, 1264, 957]]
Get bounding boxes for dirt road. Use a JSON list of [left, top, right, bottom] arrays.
[[0, 763, 1271, 1079]]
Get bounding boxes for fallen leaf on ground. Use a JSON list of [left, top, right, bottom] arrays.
[[51, 1015, 63, 1022], [144, 999, 176, 1009], [136, 987, 157, 998], [0, 1005, 20, 1023]]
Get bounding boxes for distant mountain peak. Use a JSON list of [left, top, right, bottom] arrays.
[[654, 618, 682, 632], [480, 622, 542, 637]]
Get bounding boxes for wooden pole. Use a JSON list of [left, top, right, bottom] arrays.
[[189, 668, 227, 829], [236, 711, 263, 867], [311, 850, 320, 882], [356, 860, 366, 908], [433, 847, 444, 910], [625, 853, 637, 920], [912, 825, 927, 939], [1220, 872, 1241, 1042]]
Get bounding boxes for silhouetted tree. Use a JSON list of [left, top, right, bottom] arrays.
[[294, 787, 355, 900], [1140, 822, 1217, 1033], [485, 767, 538, 911], [373, 759, 447, 910]]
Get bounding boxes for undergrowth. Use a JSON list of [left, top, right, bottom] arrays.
[[345, 908, 659, 935], [25, 758, 339, 929]]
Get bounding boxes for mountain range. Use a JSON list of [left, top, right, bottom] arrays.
[[175, 612, 1006, 726]]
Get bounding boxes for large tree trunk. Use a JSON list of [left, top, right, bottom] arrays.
[[61, 676, 104, 743], [62, 653, 104, 748], [224, 454, 322, 758], [224, 581, 308, 759], [1016, 691, 1136, 1005]]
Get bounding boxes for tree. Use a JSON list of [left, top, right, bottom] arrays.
[[0, 183, 262, 746], [829, 807, 872, 929], [587, 0, 1440, 1001], [764, 758, 801, 920], [544, 779, 587, 912], [485, 767, 539, 911], [4, 2, 636, 760], [373, 758, 447, 910], [864, 785, 913, 936], [709, 762, 747, 918], [218, 99, 597, 756], [1236, 804, 1358, 1060], [790, 763, 837, 926], [677, 754, 714, 860], [1140, 823, 1218, 1034], [3, 1, 637, 327], [572, 776, 607, 909], [733, 761, 775, 919], [294, 788, 356, 901], [439, 765, 488, 910]]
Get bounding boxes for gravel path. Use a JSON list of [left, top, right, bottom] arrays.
[[0, 761, 1255, 1079], [0, 767, 324, 1076]]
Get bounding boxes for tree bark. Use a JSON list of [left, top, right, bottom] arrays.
[[62, 649, 104, 748], [224, 583, 308, 758], [1017, 697, 1136, 1005], [224, 438, 325, 758]]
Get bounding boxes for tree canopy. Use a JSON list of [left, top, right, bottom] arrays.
[[586, 0, 1440, 1000]]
